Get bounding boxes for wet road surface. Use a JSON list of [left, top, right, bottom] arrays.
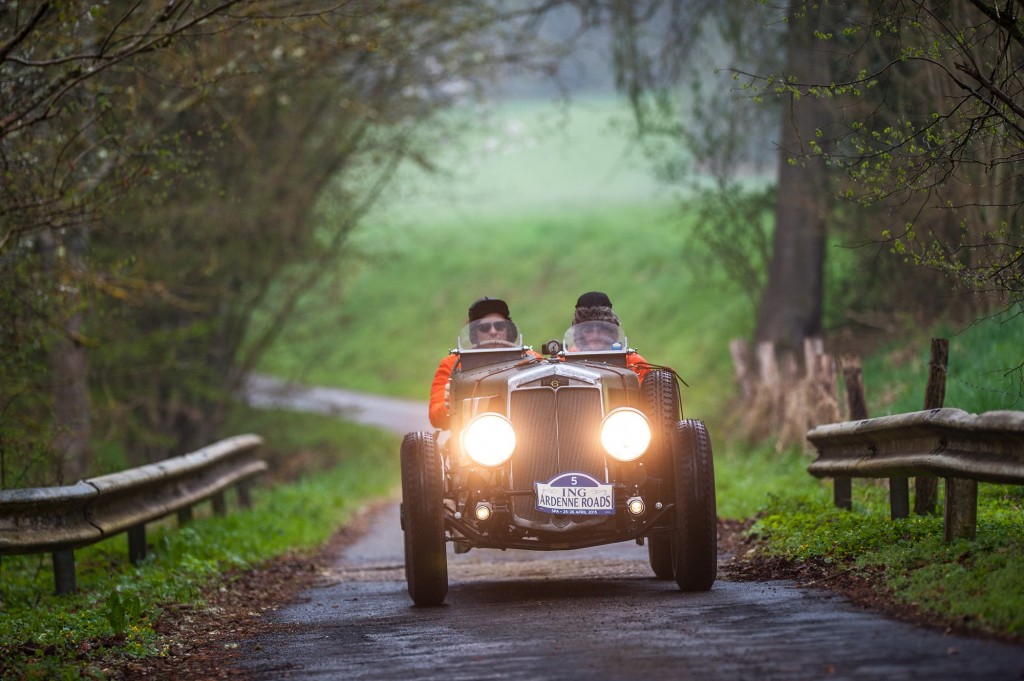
[[237, 503, 1024, 681], [239, 376, 1024, 680]]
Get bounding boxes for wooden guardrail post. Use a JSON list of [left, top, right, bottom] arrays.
[[944, 477, 977, 540], [212, 491, 227, 516], [915, 338, 948, 515], [842, 356, 910, 518], [836, 357, 864, 510], [890, 475, 911, 520], [52, 548, 77, 595], [237, 479, 254, 508], [128, 523, 147, 565]]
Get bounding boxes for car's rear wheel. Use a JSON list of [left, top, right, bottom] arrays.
[[400, 432, 448, 606], [642, 369, 681, 580], [670, 419, 717, 592], [647, 530, 674, 580]]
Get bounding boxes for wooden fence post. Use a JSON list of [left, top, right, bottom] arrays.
[[835, 356, 864, 510], [915, 338, 948, 515], [944, 478, 977, 541], [237, 479, 253, 508], [839, 356, 910, 517], [890, 473, 910, 520], [128, 524, 147, 565], [212, 490, 227, 516], [52, 548, 76, 595]]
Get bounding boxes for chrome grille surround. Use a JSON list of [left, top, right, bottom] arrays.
[[506, 363, 609, 529]]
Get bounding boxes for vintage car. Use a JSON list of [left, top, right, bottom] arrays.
[[399, 318, 717, 606]]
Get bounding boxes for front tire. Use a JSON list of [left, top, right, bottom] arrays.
[[642, 369, 682, 580], [400, 432, 448, 606], [670, 419, 717, 592]]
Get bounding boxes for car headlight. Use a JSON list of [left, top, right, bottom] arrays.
[[462, 413, 516, 467], [600, 408, 651, 462]]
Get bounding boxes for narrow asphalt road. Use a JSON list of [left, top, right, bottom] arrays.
[[239, 375, 1024, 680], [244, 373, 433, 433]]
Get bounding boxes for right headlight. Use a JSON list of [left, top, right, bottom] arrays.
[[600, 408, 651, 462], [461, 412, 516, 467]]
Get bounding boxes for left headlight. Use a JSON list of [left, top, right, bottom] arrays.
[[462, 412, 516, 467], [600, 408, 651, 462]]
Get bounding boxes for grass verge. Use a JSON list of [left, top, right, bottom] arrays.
[[741, 460, 1024, 642], [0, 406, 399, 680]]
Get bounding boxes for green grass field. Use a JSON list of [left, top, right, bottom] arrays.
[[257, 202, 750, 428], [255, 95, 755, 432]]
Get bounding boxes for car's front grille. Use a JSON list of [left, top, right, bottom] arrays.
[[508, 386, 604, 525]]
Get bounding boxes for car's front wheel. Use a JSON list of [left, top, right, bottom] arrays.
[[642, 369, 682, 580], [670, 419, 717, 592], [400, 432, 448, 606]]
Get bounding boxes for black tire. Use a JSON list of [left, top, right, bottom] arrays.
[[647, 532, 674, 580], [670, 419, 717, 592], [641, 369, 682, 580], [400, 432, 448, 606], [641, 369, 683, 439]]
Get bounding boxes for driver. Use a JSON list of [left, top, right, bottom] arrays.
[[573, 321, 622, 351], [572, 291, 650, 383], [467, 315, 517, 347], [429, 296, 538, 429]]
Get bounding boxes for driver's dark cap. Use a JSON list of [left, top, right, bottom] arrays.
[[468, 296, 511, 321], [573, 291, 619, 326], [575, 291, 613, 309]]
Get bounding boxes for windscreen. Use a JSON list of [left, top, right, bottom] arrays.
[[563, 321, 627, 353], [457, 318, 523, 350]]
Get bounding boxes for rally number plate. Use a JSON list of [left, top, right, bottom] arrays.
[[535, 472, 614, 516]]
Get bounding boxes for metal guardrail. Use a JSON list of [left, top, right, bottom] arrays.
[[0, 434, 266, 594], [807, 409, 1024, 540]]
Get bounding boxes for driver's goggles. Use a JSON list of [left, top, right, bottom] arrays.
[[476, 321, 512, 333]]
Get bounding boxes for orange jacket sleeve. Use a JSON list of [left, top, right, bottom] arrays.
[[429, 354, 458, 429], [627, 352, 650, 385], [429, 351, 541, 429]]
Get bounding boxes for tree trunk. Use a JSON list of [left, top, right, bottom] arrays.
[[40, 229, 92, 483], [754, 0, 834, 359]]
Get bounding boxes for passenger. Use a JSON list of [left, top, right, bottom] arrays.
[[571, 291, 650, 383], [429, 296, 538, 429]]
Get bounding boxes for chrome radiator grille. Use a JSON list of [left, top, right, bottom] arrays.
[[508, 386, 604, 524]]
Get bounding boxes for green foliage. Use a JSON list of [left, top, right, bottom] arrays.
[[3, 1, 590, 482], [714, 442, 818, 520], [103, 590, 147, 633], [807, 4, 1024, 311], [0, 251, 57, 488], [863, 310, 1024, 416], [742, 317, 1024, 639], [750, 485, 1024, 638], [0, 408, 399, 679]]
